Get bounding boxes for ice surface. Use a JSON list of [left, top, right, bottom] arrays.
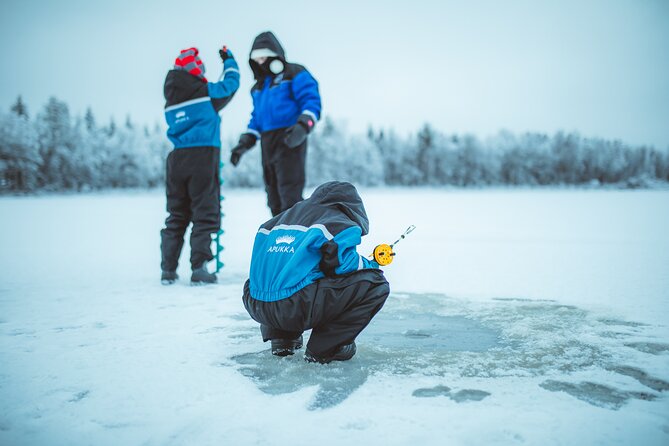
[[229, 291, 669, 412], [1, 188, 668, 445]]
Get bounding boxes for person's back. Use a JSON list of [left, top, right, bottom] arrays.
[[243, 181, 390, 363], [249, 181, 378, 301]]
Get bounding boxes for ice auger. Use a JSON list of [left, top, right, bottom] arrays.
[[371, 225, 416, 266], [215, 158, 225, 273]]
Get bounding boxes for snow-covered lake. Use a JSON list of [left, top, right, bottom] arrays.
[[1, 188, 668, 445]]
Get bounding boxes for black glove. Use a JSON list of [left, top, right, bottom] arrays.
[[284, 114, 315, 148], [230, 133, 257, 167], [219, 46, 233, 62]]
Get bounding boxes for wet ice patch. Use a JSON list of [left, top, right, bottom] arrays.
[[624, 342, 669, 355], [450, 389, 491, 402], [68, 390, 90, 403], [231, 351, 369, 410], [230, 292, 668, 411], [539, 380, 656, 410], [412, 385, 491, 402], [412, 385, 451, 397], [360, 312, 501, 353], [605, 365, 669, 392]]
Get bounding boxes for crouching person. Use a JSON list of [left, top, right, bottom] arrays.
[[242, 181, 390, 364]]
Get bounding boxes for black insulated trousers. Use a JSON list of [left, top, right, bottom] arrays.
[[243, 269, 390, 357], [160, 147, 220, 272], [260, 128, 307, 217]]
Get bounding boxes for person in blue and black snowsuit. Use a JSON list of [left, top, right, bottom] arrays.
[[230, 31, 321, 217], [160, 46, 240, 285], [242, 181, 390, 363]]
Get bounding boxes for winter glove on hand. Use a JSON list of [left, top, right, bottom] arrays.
[[283, 114, 315, 149], [230, 133, 257, 167], [319, 240, 339, 278], [219, 46, 234, 62]]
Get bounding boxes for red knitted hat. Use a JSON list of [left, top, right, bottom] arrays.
[[174, 47, 207, 82]]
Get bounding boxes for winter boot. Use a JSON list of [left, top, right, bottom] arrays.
[[161, 270, 178, 285], [305, 341, 357, 364], [271, 335, 303, 357], [191, 264, 217, 285]]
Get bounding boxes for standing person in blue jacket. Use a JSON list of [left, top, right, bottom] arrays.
[[242, 181, 390, 364], [160, 46, 240, 285], [229, 31, 321, 217]]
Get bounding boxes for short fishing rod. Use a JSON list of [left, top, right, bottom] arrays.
[[371, 225, 416, 266]]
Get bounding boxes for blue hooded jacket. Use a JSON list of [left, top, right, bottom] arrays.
[[245, 32, 321, 138], [164, 57, 240, 148], [248, 182, 380, 302]]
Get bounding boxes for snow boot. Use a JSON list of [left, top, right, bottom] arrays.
[[271, 335, 303, 357], [191, 265, 217, 285], [161, 270, 178, 285], [305, 341, 357, 364]]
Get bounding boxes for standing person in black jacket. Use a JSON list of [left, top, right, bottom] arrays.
[[160, 46, 240, 285], [229, 31, 322, 217]]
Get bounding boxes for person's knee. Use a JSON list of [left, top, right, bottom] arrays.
[[164, 215, 190, 231]]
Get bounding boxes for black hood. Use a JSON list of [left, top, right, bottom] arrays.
[[164, 69, 207, 107], [249, 31, 286, 81], [309, 181, 370, 235]]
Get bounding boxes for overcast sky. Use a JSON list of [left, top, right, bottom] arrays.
[[1, 0, 668, 148]]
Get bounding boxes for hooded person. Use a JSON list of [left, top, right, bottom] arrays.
[[229, 31, 322, 217], [160, 46, 240, 285], [242, 181, 390, 364]]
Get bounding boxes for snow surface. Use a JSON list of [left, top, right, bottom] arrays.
[[1, 188, 668, 445]]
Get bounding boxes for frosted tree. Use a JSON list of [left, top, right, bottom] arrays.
[[306, 118, 345, 185], [552, 131, 586, 184], [10, 96, 29, 119], [0, 111, 40, 191], [36, 97, 75, 189], [84, 107, 96, 132]]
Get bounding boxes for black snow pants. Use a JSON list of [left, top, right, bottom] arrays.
[[160, 146, 220, 272], [243, 269, 390, 357], [260, 128, 307, 217]]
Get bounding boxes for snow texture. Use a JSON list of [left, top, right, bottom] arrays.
[[1, 188, 668, 445]]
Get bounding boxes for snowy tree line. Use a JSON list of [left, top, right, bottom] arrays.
[[2, 96, 668, 193], [0, 96, 169, 192], [226, 119, 669, 189]]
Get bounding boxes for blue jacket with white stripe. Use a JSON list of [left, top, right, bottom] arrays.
[[164, 57, 240, 148], [248, 181, 380, 302]]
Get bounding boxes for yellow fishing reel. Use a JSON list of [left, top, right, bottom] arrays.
[[373, 243, 395, 266], [370, 225, 416, 266]]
